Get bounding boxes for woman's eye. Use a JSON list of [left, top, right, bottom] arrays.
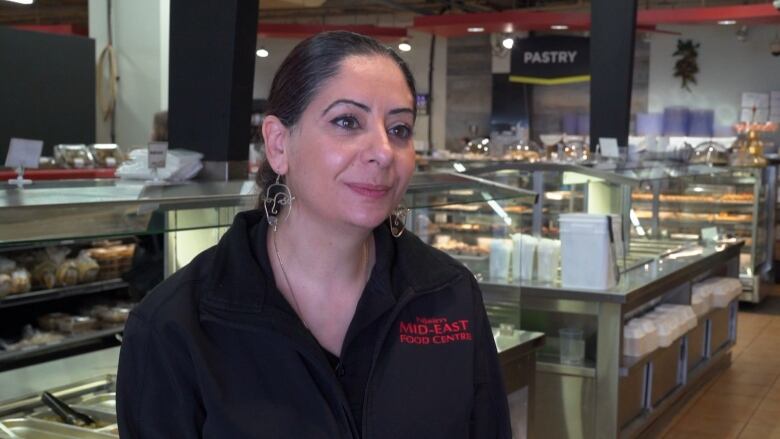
[[389, 124, 412, 140], [331, 116, 360, 130]]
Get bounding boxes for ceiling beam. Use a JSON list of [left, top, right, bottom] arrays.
[[368, 0, 435, 15]]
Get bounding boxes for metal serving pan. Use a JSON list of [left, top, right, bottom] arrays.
[[0, 418, 115, 439]]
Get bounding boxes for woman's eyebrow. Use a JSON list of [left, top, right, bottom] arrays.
[[389, 108, 414, 116], [321, 99, 370, 116]]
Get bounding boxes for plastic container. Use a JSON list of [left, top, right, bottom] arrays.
[[691, 289, 711, 317], [656, 304, 697, 334], [559, 214, 617, 290], [623, 322, 646, 357], [633, 317, 659, 354], [489, 239, 512, 282], [645, 312, 676, 347], [511, 234, 538, 282], [559, 327, 585, 365], [710, 277, 742, 308], [536, 238, 561, 282]]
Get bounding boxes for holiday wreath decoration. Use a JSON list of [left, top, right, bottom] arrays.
[[673, 39, 700, 92]]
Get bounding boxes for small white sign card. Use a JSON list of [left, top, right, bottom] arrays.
[[701, 226, 718, 243], [5, 138, 43, 169], [599, 137, 620, 158], [147, 142, 168, 169]]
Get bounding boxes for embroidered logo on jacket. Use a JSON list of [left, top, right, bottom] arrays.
[[399, 317, 472, 345]]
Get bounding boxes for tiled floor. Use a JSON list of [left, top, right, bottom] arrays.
[[661, 286, 780, 438]]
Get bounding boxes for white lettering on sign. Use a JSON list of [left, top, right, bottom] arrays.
[[523, 51, 578, 64]]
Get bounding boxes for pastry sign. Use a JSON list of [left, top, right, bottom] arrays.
[[510, 35, 590, 85], [522, 50, 578, 64]]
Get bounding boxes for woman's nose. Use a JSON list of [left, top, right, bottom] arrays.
[[365, 125, 393, 168]]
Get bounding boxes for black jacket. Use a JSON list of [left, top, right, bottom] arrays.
[[117, 210, 511, 438]]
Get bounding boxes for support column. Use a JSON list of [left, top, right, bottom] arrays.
[[169, 0, 259, 180], [589, 0, 638, 149]]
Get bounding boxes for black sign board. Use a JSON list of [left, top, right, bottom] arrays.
[[510, 35, 590, 85]]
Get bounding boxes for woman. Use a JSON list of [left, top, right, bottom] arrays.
[[117, 31, 511, 438]]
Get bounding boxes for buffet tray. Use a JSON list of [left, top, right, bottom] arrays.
[[0, 418, 115, 438]]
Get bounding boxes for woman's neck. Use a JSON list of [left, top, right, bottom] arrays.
[[270, 207, 374, 286]]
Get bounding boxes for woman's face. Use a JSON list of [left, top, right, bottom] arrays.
[[281, 54, 416, 231]]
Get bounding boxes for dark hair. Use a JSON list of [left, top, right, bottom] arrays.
[[256, 31, 417, 202]]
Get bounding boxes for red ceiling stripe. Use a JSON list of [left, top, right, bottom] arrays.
[[413, 3, 780, 37]]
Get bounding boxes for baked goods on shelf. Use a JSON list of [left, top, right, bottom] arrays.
[[55, 260, 80, 287], [433, 239, 487, 257], [437, 223, 489, 233], [715, 212, 752, 223], [632, 192, 754, 204], [720, 193, 753, 203], [0, 274, 11, 299], [10, 269, 31, 294]]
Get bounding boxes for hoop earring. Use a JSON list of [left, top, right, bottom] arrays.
[[264, 174, 295, 232], [388, 206, 410, 238]]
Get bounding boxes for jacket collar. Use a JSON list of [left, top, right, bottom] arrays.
[[201, 210, 463, 313]]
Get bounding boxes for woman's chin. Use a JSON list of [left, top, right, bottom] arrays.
[[343, 211, 392, 231]]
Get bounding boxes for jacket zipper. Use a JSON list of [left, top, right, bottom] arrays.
[[360, 273, 463, 437]]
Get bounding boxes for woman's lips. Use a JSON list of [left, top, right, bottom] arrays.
[[345, 183, 392, 199]]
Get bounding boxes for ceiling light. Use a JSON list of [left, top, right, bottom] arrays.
[[398, 41, 412, 52], [718, 20, 736, 25], [256, 48, 269, 58], [550, 25, 569, 30], [4, 0, 34, 3], [467, 27, 485, 33], [501, 36, 514, 49]]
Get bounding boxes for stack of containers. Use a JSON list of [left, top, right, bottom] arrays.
[[624, 304, 697, 356], [624, 317, 660, 357], [691, 277, 741, 311]]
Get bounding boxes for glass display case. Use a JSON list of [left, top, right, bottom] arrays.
[[424, 159, 776, 303], [630, 165, 777, 303], [0, 172, 541, 383], [0, 180, 257, 372], [0, 173, 544, 438], [412, 159, 746, 438]]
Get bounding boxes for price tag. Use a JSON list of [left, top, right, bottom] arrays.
[[599, 137, 620, 158], [701, 226, 718, 243], [5, 138, 43, 168], [148, 142, 168, 169]]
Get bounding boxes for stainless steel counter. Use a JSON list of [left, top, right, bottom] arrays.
[[482, 241, 742, 310], [479, 241, 742, 439]]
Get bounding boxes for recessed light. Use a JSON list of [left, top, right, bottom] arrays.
[[467, 27, 485, 33], [256, 48, 269, 58], [551, 25, 569, 30], [718, 20, 737, 25], [398, 42, 412, 52], [501, 37, 514, 49]]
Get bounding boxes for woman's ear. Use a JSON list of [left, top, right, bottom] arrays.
[[262, 115, 289, 175]]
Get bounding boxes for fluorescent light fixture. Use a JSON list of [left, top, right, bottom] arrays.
[[718, 20, 736, 25], [398, 42, 412, 52], [256, 48, 269, 58], [467, 27, 485, 33], [629, 209, 646, 237], [4, 0, 34, 4], [482, 192, 512, 226], [501, 37, 514, 49], [550, 25, 569, 30]]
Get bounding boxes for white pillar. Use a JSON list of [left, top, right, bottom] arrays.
[[89, 0, 170, 148]]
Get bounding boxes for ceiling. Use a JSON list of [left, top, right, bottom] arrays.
[[0, 0, 774, 27]]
